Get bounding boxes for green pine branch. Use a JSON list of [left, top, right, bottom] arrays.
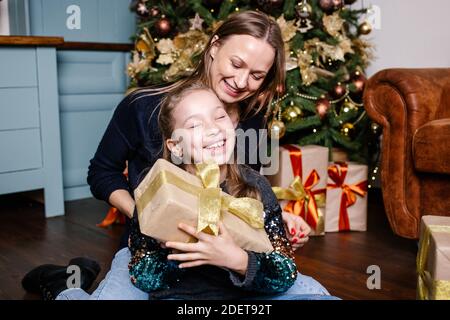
[[283, 0, 297, 20], [329, 128, 360, 151], [328, 108, 359, 128], [286, 115, 322, 132], [297, 128, 328, 146]]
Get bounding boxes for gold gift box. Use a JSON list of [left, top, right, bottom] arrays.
[[134, 159, 274, 253], [417, 215, 450, 300]]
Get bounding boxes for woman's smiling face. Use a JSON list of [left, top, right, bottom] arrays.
[[208, 34, 276, 105], [167, 89, 236, 165]]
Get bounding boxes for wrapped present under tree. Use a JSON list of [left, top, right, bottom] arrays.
[[417, 215, 450, 300], [325, 161, 367, 232], [264, 144, 328, 236]]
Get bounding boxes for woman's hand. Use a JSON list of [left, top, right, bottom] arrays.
[[165, 222, 248, 275], [282, 211, 311, 250]]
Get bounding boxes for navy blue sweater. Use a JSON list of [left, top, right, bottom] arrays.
[[87, 90, 265, 249]]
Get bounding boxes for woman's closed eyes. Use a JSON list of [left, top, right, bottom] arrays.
[[230, 59, 265, 81]]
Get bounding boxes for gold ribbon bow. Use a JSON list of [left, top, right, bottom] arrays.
[[272, 173, 326, 231], [417, 224, 450, 300], [195, 160, 264, 235], [271, 145, 325, 232]]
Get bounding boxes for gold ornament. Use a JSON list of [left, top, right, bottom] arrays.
[[297, 50, 318, 86], [305, 38, 345, 63], [161, 29, 209, 81], [338, 35, 354, 56], [318, 42, 345, 62], [352, 38, 374, 68], [135, 28, 156, 60], [269, 120, 286, 139], [341, 99, 357, 114], [296, 1, 312, 18], [127, 52, 152, 78], [358, 21, 372, 35], [282, 104, 303, 122], [322, 11, 344, 37], [341, 123, 354, 137], [276, 15, 298, 43], [300, 67, 319, 86]]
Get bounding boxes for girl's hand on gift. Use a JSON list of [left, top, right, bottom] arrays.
[[282, 211, 311, 250], [165, 222, 248, 275]]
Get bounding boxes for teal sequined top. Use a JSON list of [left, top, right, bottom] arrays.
[[128, 165, 298, 299]]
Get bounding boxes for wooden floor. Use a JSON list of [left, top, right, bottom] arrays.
[[0, 189, 418, 300]]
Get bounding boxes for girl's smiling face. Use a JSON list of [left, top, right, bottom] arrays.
[[166, 89, 236, 165]]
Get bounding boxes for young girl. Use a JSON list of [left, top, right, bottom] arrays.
[[128, 82, 334, 300]]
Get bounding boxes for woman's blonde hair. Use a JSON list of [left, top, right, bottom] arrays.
[[133, 10, 285, 121], [158, 81, 260, 200]]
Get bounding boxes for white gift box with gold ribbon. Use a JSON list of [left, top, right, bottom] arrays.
[[263, 145, 329, 236], [134, 158, 273, 253], [417, 215, 450, 300]]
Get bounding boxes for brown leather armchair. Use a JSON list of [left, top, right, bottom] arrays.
[[364, 68, 450, 239]]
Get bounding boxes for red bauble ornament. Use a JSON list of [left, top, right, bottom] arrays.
[[320, 0, 343, 13], [319, 0, 334, 12], [316, 98, 331, 119], [332, 83, 347, 99], [352, 72, 366, 94], [332, 0, 343, 10], [155, 17, 172, 37]]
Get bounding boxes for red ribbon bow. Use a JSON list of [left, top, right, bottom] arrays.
[[327, 162, 367, 231]]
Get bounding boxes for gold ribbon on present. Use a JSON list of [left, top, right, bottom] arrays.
[[327, 162, 367, 231], [135, 160, 264, 237], [417, 224, 450, 300], [272, 145, 326, 233]]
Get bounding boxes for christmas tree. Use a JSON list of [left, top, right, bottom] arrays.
[[127, 0, 378, 164]]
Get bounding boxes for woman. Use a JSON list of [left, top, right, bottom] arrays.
[[23, 11, 324, 300], [87, 10, 310, 252]]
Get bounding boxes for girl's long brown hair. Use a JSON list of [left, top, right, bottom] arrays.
[[131, 10, 285, 122], [159, 81, 260, 200]]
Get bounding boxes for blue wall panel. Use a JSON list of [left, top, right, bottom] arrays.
[[58, 51, 126, 94], [0, 87, 40, 130], [57, 51, 129, 200], [0, 48, 37, 87], [0, 129, 42, 173], [29, 0, 135, 43]]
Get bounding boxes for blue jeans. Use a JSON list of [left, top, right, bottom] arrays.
[[56, 248, 338, 300]]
